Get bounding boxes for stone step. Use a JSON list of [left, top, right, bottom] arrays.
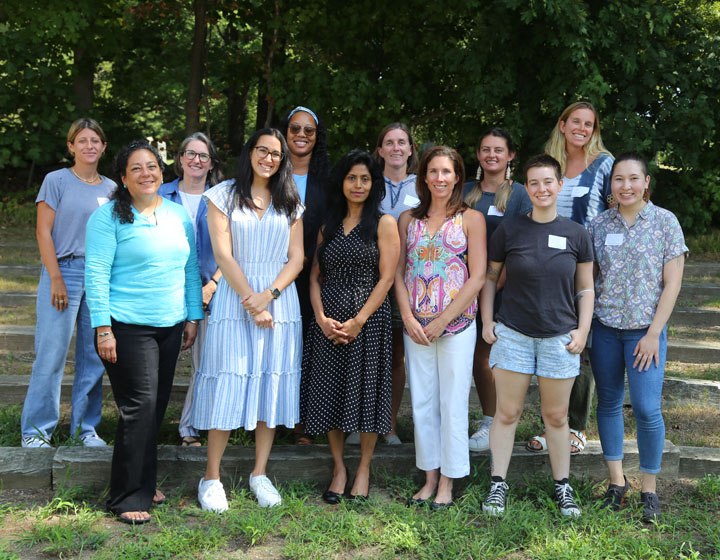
[[685, 262, 720, 278], [0, 292, 36, 306], [678, 282, 720, 301], [1, 374, 717, 412], [0, 265, 40, 277], [3, 440, 715, 491], [669, 308, 720, 328]]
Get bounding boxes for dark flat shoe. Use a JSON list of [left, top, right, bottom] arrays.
[[344, 491, 369, 503], [117, 512, 151, 525], [430, 500, 454, 512], [600, 476, 628, 512], [405, 497, 428, 507], [322, 489, 344, 505]]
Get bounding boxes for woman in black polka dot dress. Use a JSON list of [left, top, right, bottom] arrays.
[[300, 150, 400, 503]]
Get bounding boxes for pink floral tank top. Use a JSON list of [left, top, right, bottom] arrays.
[[404, 212, 477, 337]]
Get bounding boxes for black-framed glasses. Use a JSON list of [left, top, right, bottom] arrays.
[[288, 123, 316, 136], [183, 150, 211, 163], [254, 146, 284, 161]]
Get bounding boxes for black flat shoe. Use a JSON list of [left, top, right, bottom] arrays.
[[405, 497, 428, 507], [117, 512, 151, 525], [322, 489, 344, 505], [344, 491, 369, 503], [429, 500, 454, 512]]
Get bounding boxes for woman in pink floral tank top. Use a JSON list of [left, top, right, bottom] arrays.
[[395, 146, 486, 510]]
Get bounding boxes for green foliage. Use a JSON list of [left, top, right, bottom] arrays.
[[1, 0, 720, 229]]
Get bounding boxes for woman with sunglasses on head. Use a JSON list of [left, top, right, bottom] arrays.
[[588, 153, 686, 522], [526, 101, 614, 456], [190, 129, 303, 513], [279, 106, 330, 445], [300, 150, 399, 503], [21, 118, 115, 449], [85, 140, 204, 524], [463, 127, 531, 453], [159, 132, 224, 447]]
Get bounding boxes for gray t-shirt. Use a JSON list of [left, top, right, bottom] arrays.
[[489, 214, 593, 338], [36, 168, 116, 259], [379, 174, 419, 219]]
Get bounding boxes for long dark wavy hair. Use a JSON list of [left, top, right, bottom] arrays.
[[279, 107, 329, 191], [412, 145, 467, 219], [317, 150, 385, 273], [173, 131, 224, 187], [111, 140, 165, 224], [231, 128, 300, 218]]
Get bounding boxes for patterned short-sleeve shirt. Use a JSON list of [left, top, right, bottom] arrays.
[[588, 201, 688, 330]]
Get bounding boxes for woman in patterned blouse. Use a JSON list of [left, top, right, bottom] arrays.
[[588, 153, 686, 522], [394, 146, 486, 510]]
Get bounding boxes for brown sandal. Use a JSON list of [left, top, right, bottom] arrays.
[[181, 436, 202, 447], [294, 433, 312, 445]]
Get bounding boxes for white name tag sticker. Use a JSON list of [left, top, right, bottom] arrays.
[[487, 205, 504, 217], [548, 235, 567, 250], [231, 208, 244, 221], [97, 197, 109, 206], [572, 186, 590, 198], [605, 233, 624, 246], [403, 194, 420, 207]]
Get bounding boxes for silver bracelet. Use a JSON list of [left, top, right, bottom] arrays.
[[97, 331, 113, 338]]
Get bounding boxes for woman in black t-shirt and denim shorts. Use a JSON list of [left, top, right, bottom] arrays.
[[480, 154, 594, 518]]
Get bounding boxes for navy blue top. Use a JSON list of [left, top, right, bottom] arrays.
[[159, 178, 217, 287]]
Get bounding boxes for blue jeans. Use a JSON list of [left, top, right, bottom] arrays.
[[21, 258, 104, 440], [589, 319, 666, 474]]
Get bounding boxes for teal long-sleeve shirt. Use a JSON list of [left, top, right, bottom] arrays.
[[85, 198, 205, 328]]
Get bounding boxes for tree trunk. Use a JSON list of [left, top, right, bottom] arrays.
[[227, 79, 250, 154], [72, 46, 95, 112], [255, 0, 281, 130], [185, 0, 208, 136]]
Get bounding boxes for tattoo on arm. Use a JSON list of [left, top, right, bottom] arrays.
[[486, 263, 501, 282]]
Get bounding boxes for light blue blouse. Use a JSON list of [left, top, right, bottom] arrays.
[[85, 199, 204, 327]]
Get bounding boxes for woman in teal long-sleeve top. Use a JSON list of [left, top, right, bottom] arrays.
[[85, 140, 204, 525]]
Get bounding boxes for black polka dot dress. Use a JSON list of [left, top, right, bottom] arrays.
[[300, 223, 392, 436]]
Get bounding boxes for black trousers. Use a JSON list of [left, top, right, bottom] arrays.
[[99, 320, 184, 515]]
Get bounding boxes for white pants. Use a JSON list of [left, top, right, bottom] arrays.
[[404, 321, 475, 478], [179, 313, 209, 438]]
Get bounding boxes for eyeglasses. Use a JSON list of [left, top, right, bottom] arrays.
[[288, 123, 316, 136], [182, 150, 211, 163], [254, 146, 284, 161]]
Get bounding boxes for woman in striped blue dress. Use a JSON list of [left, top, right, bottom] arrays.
[[190, 128, 304, 513]]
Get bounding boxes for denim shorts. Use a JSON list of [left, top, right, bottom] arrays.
[[489, 323, 580, 379]]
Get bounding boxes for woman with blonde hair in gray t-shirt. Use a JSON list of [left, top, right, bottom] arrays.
[[20, 118, 116, 448]]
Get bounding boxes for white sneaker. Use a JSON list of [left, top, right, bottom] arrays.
[[249, 474, 282, 508], [469, 416, 493, 452], [80, 433, 107, 447], [21, 436, 51, 448], [198, 477, 229, 513], [345, 432, 361, 445]]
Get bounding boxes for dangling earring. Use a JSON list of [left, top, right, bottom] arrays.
[[643, 188, 650, 202], [607, 193, 616, 207], [505, 164, 511, 181], [475, 166, 482, 181], [123, 184, 128, 189]]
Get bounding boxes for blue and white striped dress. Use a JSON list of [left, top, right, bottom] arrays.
[[189, 180, 302, 430]]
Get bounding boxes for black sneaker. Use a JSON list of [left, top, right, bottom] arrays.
[[600, 476, 629, 511], [554, 479, 581, 518], [482, 477, 508, 517], [640, 492, 661, 522]]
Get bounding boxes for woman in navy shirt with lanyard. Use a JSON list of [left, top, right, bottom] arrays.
[[159, 132, 224, 447], [463, 128, 531, 452], [588, 153, 686, 521]]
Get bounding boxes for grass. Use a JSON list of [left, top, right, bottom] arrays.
[[0, 276, 37, 292], [0, 474, 717, 559], [665, 362, 720, 382]]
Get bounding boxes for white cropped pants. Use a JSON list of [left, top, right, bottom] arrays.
[[404, 321, 475, 479]]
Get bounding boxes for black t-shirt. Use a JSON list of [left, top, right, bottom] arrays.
[[489, 214, 593, 338]]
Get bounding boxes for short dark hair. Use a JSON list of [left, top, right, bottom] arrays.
[[111, 140, 165, 224], [523, 153, 562, 182], [611, 152, 648, 177]]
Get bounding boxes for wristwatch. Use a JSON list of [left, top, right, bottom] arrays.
[[269, 287, 281, 299]]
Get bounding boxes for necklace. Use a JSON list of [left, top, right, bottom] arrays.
[[70, 167, 100, 184], [143, 196, 159, 225]]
